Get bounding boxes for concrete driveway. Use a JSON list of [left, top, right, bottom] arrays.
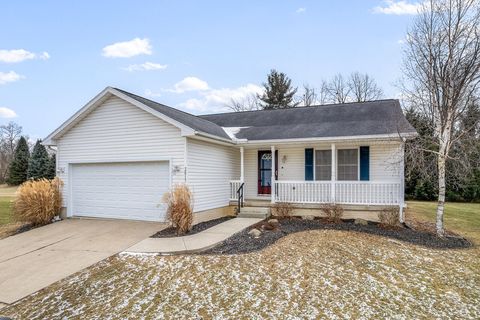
[[0, 218, 163, 305]]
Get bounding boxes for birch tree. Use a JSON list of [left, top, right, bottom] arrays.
[[402, 0, 480, 236]]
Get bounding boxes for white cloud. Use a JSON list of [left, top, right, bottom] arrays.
[[296, 7, 306, 14], [0, 71, 24, 84], [168, 76, 209, 93], [102, 38, 152, 58], [0, 107, 17, 118], [373, 1, 422, 15], [144, 89, 162, 97], [178, 83, 263, 113], [0, 49, 50, 63], [123, 62, 167, 72]]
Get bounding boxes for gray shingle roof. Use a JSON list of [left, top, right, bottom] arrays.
[[115, 88, 416, 142], [200, 99, 417, 140], [114, 88, 231, 140]]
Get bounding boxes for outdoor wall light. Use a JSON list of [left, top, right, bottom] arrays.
[[282, 155, 287, 163]]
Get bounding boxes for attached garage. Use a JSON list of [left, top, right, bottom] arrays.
[[70, 161, 170, 221]]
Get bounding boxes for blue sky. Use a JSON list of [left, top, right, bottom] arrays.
[[0, 0, 421, 139]]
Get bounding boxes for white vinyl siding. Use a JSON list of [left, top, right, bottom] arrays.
[[187, 138, 239, 213], [56, 96, 185, 215]]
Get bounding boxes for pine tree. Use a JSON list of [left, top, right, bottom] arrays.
[[27, 140, 50, 180], [46, 153, 56, 179], [6, 136, 30, 185], [258, 69, 299, 109]]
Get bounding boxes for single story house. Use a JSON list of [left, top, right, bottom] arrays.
[[44, 87, 417, 223]]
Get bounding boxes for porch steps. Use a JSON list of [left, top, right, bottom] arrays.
[[237, 206, 271, 219]]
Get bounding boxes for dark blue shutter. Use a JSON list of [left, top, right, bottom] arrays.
[[360, 146, 370, 181], [305, 148, 314, 181]]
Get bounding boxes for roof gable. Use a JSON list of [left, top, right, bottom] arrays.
[[44, 87, 230, 145]]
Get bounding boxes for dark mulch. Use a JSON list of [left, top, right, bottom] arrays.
[[201, 217, 472, 255], [14, 223, 34, 235], [151, 216, 234, 238]]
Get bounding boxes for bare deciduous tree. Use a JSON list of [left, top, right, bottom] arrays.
[[226, 94, 261, 112], [301, 84, 318, 106], [326, 74, 351, 103], [348, 72, 384, 102], [0, 122, 22, 182], [402, 0, 480, 236]]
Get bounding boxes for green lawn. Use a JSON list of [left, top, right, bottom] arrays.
[[407, 201, 480, 243], [0, 185, 16, 226], [0, 196, 14, 225]]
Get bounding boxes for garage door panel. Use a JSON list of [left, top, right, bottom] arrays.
[[71, 162, 169, 221]]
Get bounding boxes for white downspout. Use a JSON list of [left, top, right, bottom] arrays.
[[271, 145, 276, 204], [399, 142, 405, 223], [240, 146, 244, 183]]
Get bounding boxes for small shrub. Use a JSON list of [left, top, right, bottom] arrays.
[[320, 203, 344, 223], [271, 202, 293, 218], [162, 184, 194, 235], [13, 178, 63, 226], [378, 207, 400, 227]]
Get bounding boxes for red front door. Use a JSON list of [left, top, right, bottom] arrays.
[[258, 150, 278, 195]]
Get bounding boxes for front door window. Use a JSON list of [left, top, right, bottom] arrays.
[[258, 151, 277, 195]]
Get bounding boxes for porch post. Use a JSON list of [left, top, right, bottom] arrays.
[[240, 146, 245, 182], [331, 143, 336, 203], [399, 142, 405, 223], [271, 145, 276, 204]]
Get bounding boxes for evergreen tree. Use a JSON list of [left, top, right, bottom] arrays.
[[27, 140, 50, 180], [6, 136, 30, 185], [258, 69, 299, 109], [46, 153, 56, 179]]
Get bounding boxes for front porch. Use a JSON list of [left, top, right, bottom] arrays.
[[231, 180, 402, 206], [229, 140, 405, 220]]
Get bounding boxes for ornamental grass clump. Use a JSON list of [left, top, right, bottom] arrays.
[[162, 184, 194, 235], [13, 177, 63, 226]]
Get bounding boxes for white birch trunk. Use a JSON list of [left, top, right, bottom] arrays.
[[436, 152, 446, 237]]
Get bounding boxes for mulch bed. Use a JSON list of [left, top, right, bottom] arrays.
[[201, 217, 472, 255], [151, 216, 234, 238]]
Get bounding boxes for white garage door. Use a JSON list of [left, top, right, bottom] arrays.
[[71, 161, 170, 221]]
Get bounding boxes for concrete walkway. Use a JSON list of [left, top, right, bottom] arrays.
[[125, 217, 262, 254]]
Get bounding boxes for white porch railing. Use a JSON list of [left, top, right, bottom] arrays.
[[275, 181, 331, 203], [230, 180, 402, 205], [334, 182, 401, 205], [230, 180, 243, 200]]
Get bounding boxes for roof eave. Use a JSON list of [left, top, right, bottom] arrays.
[[236, 132, 417, 146]]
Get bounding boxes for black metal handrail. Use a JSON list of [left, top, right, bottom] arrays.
[[236, 182, 245, 214]]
